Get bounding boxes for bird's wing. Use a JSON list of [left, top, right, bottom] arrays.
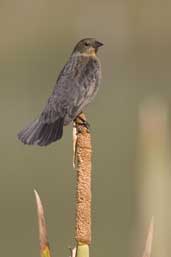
[[40, 54, 101, 124]]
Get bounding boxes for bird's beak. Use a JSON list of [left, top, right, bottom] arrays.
[[95, 41, 104, 48]]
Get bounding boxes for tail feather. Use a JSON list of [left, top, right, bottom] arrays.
[[17, 118, 64, 146], [36, 123, 49, 146]]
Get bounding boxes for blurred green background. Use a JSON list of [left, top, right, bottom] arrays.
[[0, 0, 171, 257]]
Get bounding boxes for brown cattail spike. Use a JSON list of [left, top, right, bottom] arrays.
[[74, 113, 92, 245]]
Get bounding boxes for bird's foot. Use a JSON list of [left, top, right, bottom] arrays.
[[74, 116, 91, 133]]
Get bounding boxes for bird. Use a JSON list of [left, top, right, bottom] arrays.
[[17, 38, 103, 146]]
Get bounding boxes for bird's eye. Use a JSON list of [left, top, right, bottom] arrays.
[[84, 42, 90, 47]]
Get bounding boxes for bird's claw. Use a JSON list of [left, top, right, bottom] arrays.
[[75, 116, 90, 133], [81, 120, 90, 130]]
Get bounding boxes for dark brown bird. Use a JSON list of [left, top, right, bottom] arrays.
[[17, 38, 103, 146]]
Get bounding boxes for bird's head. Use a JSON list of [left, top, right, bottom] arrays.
[[73, 38, 103, 56]]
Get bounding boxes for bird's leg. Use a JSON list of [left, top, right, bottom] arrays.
[[74, 116, 90, 133], [77, 116, 90, 130]]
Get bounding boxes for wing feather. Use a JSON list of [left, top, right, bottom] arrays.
[[40, 54, 101, 125]]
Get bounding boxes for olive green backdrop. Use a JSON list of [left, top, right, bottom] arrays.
[[0, 1, 171, 257]]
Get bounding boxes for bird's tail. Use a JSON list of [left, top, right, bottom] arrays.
[[17, 118, 64, 146]]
